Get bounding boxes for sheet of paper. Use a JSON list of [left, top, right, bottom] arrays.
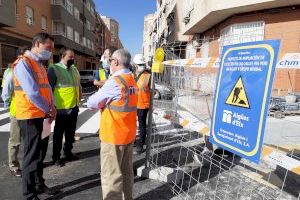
[[42, 119, 52, 139]]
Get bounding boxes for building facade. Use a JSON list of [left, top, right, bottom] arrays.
[[143, 13, 155, 63], [144, 0, 190, 61], [0, 0, 52, 76], [95, 13, 105, 57], [101, 16, 122, 51], [51, 0, 98, 70], [144, 0, 300, 96], [182, 0, 300, 96], [0, 0, 123, 79]]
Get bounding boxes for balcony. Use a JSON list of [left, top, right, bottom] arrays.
[[52, 31, 66, 37], [183, 0, 300, 35], [52, 34, 96, 57], [51, 0, 66, 7]]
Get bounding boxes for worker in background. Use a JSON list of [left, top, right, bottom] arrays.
[[13, 32, 57, 200], [87, 49, 137, 200], [47, 48, 82, 166], [1, 63, 22, 177], [93, 49, 111, 88], [133, 54, 151, 154]]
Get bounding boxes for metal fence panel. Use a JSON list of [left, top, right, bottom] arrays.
[[145, 30, 300, 200]]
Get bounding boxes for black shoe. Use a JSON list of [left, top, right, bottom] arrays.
[[52, 159, 65, 167], [36, 183, 60, 195], [64, 153, 79, 161], [10, 169, 22, 177], [31, 196, 40, 200], [134, 147, 144, 155]]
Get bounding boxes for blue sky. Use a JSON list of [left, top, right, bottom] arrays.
[[95, 0, 156, 56]]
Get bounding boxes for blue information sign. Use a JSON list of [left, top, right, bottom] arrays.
[[210, 40, 280, 163]]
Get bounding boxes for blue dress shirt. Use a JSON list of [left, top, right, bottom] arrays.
[[13, 50, 54, 113], [87, 68, 132, 109]]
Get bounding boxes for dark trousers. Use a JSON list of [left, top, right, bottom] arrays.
[[39, 136, 49, 186], [52, 106, 79, 161], [19, 118, 45, 200], [137, 109, 149, 148]]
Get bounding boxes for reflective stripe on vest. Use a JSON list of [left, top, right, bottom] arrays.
[[100, 73, 138, 145], [107, 75, 137, 112], [137, 72, 151, 109], [50, 63, 80, 110], [1, 68, 16, 117], [99, 69, 107, 81], [12, 55, 52, 119]]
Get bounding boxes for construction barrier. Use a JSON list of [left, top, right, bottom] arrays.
[[139, 30, 300, 200]]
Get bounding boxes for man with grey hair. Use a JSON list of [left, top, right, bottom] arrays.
[[87, 49, 138, 200]]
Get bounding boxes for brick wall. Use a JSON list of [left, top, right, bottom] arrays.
[[4, 0, 52, 40], [196, 8, 300, 96]]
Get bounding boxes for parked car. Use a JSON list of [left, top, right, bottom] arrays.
[[154, 84, 175, 100], [79, 70, 96, 85]]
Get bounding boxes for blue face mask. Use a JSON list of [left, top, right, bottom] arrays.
[[38, 50, 52, 60]]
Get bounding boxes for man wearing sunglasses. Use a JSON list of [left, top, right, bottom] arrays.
[[87, 49, 138, 200]]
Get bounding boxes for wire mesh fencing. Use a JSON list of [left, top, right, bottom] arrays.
[[144, 30, 300, 200]]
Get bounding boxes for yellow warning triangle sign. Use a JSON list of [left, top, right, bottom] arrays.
[[225, 76, 250, 109]]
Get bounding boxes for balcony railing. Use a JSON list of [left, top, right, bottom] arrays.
[[51, 0, 66, 7], [52, 31, 66, 37]]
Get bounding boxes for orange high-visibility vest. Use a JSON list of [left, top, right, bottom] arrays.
[[136, 72, 151, 109], [12, 55, 52, 120], [100, 73, 138, 145]]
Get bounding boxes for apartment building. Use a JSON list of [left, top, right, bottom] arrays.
[[95, 13, 105, 57], [0, 0, 52, 76], [101, 16, 122, 51], [144, 0, 190, 60], [51, 0, 98, 70], [182, 0, 300, 96], [143, 13, 155, 63]]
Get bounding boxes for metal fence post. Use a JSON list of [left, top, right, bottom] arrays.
[[145, 72, 155, 168]]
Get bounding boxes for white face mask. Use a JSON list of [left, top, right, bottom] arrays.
[[38, 49, 52, 60], [102, 60, 110, 70], [137, 66, 145, 72]]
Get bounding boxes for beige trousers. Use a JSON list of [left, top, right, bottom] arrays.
[[8, 116, 21, 170], [100, 142, 133, 200]]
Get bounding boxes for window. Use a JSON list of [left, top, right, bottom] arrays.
[[66, 0, 73, 15], [26, 6, 34, 25], [200, 37, 209, 58], [81, 36, 87, 46], [52, 21, 66, 36], [74, 7, 80, 20], [51, 0, 65, 6], [220, 21, 265, 53], [185, 43, 196, 59], [91, 42, 94, 50], [67, 26, 73, 40], [15, 0, 18, 16], [41, 16, 47, 30], [91, 7, 95, 16], [86, 20, 91, 30], [183, 0, 194, 24], [74, 31, 79, 43], [90, 24, 94, 31], [87, 39, 91, 48], [86, 1, 91, 11]]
